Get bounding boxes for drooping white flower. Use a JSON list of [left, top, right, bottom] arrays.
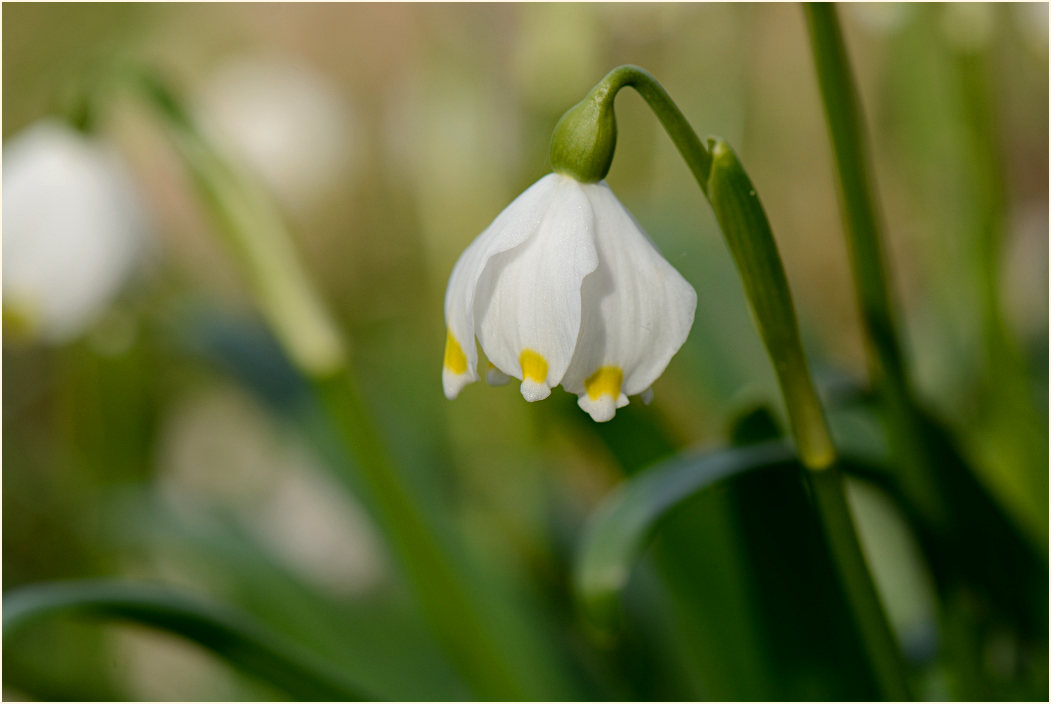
[[2, 120, 148, 343], [443, 173, 696, 422]]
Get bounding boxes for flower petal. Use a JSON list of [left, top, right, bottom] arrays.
[[443, 174, 562, 398], [562, 181, 696, 420], [485, 363, 511, 386], [473, 175, 598, 402], [2, 120, 148, 343]]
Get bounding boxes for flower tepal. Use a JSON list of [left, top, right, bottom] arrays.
[[2, 120, 148, 343], [442, 173, 696, 422]]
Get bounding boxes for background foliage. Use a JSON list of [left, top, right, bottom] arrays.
[[3, 3, 1047, 700]]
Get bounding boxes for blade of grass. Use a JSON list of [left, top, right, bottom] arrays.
[[802, 3, 949, 531], [3, 580, 375, 701], [573, 422, 902, 699], [110, 490, 470, 700], [575, 441, 795, 627], [804, 8, 1047, 696], [804, 0, 1047, 615], [122, 67, 571, 700]]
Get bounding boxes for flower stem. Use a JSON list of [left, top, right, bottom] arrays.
[[586, 65, 832, 469], [577, 64, 911, 699]]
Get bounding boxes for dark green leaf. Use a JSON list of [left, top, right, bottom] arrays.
[[574, 441, 793, 628], [575, 434, 891, 699]]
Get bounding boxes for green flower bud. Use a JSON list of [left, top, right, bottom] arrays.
[[549, 83, 617, 183]]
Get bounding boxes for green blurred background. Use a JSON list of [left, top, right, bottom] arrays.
[[3, 3, 1047, 700]]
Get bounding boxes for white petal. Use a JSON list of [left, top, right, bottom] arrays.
[[442, 174, 562, 398], [562, 181, 696, 417], [473, 175, 598, 401], [578, 390, 629, 423], [2, 120, 147, 343], [485, 364, 511, 386]]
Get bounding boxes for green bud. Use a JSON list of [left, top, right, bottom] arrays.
[[549, 83, 618, 183]]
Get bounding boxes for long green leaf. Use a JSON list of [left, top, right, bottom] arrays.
[[805, 10, 1047, 696], [3, 580, 375, 701], [133, 69, 573, 700], [574, 441, 794, 627], [109, 491, 469, 700]]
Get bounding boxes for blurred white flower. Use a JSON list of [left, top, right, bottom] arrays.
[[195, 54, 357, 214], [2, 120, 147, 343], [157, 384, 386, 595], [443, 173, 696, 422]]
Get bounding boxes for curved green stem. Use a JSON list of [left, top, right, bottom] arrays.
[[582, 65, 833, 470], [3, 581, 372, 700], [564, 64, 912, 700]]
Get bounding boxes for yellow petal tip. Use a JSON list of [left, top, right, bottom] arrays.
[[519, 348, 549, 384], [585, 366, 624, 400], [444, 330, 468, 375]]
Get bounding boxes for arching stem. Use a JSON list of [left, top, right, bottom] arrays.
[[559, 64, 912, 700]]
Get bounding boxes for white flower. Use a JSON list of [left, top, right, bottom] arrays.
[[195, 54, 357, 215], [2, 120, 148, 343], [443, 173, 696, 422]]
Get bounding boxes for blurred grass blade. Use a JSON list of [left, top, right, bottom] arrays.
[[805, 10, 1048, 693], [3, 580, 375, 701], [131, 69, 347, 378], [127, 69, 575, 699], [575, 441, 794, 627], [803, 2, 949, 530], [573, 407, 893, 699], [110, 491, 470, 700]]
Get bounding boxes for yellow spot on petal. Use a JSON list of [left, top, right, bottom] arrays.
[[585, 366, 624, 400], [444, 330, 468, 374], [519, 349, 549, 383]]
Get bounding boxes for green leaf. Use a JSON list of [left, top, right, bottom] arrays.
[[108, 492, 470, 700], [574, 432, 897, 699], [3, 580, 375, 701], [574, 441, 794, 627]]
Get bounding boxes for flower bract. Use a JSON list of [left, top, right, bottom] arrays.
[[443, 173, 696, 422]]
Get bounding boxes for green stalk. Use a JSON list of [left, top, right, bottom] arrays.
[[552, 66, 830, 469], [131, 71, 533, 700], [706, 138, 911, 702], [952, 31, 1048, 542], [803, 3, 949, 531], [553, 65, 911, 699]]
